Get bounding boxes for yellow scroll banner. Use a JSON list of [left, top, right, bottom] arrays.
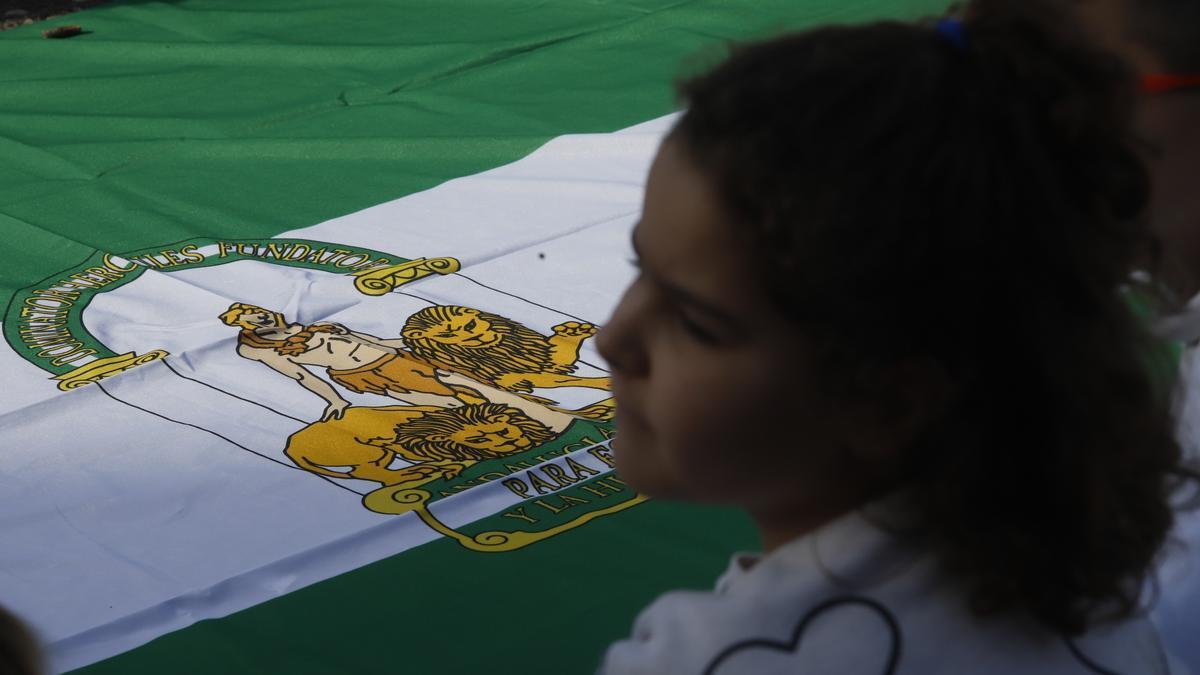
[[352, 257, 461, 296], [53, 350, 169, 391]]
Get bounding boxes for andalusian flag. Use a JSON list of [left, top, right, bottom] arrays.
[[0, 1, 948, 673]]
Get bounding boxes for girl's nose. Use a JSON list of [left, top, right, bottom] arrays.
[[596, 280, 651, 377]]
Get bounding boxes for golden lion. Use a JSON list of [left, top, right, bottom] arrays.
[[400, 305, 610, 394], [284, 403, 558, 488]]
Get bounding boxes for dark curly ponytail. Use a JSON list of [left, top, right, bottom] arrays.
[[673, 0, 1182, 636]]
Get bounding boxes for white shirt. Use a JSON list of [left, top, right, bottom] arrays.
[[1152, 302, 1200, 674], [599, 501, 1171, 675]]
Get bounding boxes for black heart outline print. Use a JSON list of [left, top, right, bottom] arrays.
[[701, 595, 902, 675]]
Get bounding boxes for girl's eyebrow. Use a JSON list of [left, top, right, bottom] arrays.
[[630, 227, 743, 329]]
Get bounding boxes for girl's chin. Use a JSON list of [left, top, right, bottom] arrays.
[[612, 436, 678, 499]]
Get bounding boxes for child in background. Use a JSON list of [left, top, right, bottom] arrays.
[[595, 0, 1189, 672], [0, 605, 42, 675], [1074, 0, 1200, 318], [1073, 1, 1200, 671]]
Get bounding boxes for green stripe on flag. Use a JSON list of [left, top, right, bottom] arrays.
[[1, 0, 946, 309]]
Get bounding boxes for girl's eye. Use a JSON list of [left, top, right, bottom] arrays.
[[676, 309, 721, 345]]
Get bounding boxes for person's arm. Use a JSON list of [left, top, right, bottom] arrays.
[[242, 347, 350, 420], [313, 322, 406, 352]]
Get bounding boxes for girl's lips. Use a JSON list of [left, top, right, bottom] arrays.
[[608, 381, 635, 420], [611, 397, 646, 433], [608, 376, 649, 434]]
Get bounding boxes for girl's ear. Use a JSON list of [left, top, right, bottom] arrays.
[[402, 328, 426, 340], [841, 357, 952, 462]]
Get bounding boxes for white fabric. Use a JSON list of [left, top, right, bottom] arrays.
[[1148, 300, 1200, 675], [1157, 332, 1200, 675], [600, 500, 1172, 675]]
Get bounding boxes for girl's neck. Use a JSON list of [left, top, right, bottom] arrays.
[[750, 498, 863, 554], [749, 471, 907, 554]]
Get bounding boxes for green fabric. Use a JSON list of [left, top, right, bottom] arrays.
[[79, 502, 756, 674], [1122, 285, 1185, 395], [0, 0, 950, 672]]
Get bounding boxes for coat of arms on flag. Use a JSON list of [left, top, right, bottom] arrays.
[[5, 237, 641, 553]]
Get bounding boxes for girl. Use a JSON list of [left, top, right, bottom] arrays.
[[0, 605, 41, 675], [595, 0, 1188, 673]]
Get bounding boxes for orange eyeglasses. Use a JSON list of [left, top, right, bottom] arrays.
[[1140, 74, 1200, 94]]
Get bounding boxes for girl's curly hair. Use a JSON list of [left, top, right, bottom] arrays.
[[673, 0, 1183, 636]]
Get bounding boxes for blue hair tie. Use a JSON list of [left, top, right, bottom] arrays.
[[934, 17, 969, 51]]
